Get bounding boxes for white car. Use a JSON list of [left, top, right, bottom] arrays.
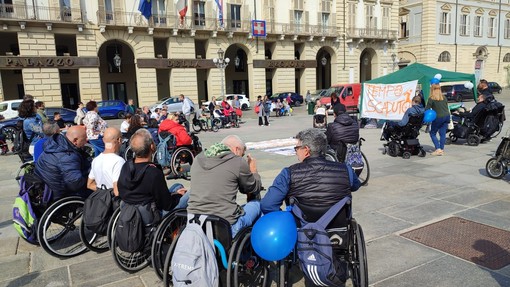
[[149, 96, 183, 113], [0, 99, 23, 119], [203, 94, 250, 110]]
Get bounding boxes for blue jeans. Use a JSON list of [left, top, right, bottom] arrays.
[[88, 137, 105, 157], [162, 183, 190, 217], [430, 115, 450, 150], [231, 201, 261, 238]]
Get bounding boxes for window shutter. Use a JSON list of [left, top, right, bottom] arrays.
[[318, 12, 322, 27], [290, 10, 295, 32], [331, 12, 336, 29], [305, 11, 309, 32], [205, 1, 213, 19], [242, 4, 250, 21], [227, 3, 231, 21]]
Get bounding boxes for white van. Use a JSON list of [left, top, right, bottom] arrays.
[[0, 99, 23, 119]]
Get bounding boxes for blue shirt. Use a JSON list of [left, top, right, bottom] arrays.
[[398, 105, 424, 126]]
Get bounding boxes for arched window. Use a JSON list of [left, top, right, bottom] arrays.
[[504, 53, 510, 62], [438, 51, 451, 62]]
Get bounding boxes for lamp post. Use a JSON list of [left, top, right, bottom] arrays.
[[113, 44, 121, 72], [213, 48, 230, 98]]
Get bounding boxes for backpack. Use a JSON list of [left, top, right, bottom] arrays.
[[156, 133, 174, 167], [82, 186, 116, 235], [292, 197, 351, 287], [172, 214, 219, 287], [115, 203, 145, 253], [345, 144, 364, 176], [12, 174, 52, 244], [481, 114, 500, 137]]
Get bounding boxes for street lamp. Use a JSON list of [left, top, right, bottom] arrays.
[[113, 44, 121, 72], [213, 48, 230, 98], [391, 53, 399, 72]]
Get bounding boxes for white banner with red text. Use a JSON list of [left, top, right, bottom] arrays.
[[361, 80, 418, 120]]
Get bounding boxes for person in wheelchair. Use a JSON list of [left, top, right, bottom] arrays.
[[453, 94, 487, 121], [382, 95, 424, 141], [188, 135, 262, 237], [35, 125, 92, 201], [117, 129, 188, 215], [326, 104, 360, 161], [261, 128, 360, 214], [313, 100, 328, 128], [158, 112, 192, 146], [87, 127, 125, 196]]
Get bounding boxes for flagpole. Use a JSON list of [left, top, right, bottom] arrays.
[[254, 0, 258, 53]]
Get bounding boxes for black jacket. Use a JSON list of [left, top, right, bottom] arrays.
[[326, 113, 360, 149], [459, 101, 487, 121], [287, 156, 354, 207], [117, 161, 181, 211]]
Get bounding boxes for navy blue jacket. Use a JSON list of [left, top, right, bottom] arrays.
[[398, 105, 424, 126], [35, 133, 91, 200]]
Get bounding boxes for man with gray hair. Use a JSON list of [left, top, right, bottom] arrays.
[[188, 134, 262, 237], [117, 129, 187, 213], [33, 122, 60, 162], [261, 128, 360, 214]]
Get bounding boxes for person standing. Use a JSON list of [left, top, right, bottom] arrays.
[[125, 99, 136, 115], [256, 96, 269, 126], [83, 101, 108, 157], [35, 101, 48, 124], [179, 94, 195, 132], [305, 90, 311, 104], [75, 102, 86, 125], [426, 83, 450, 156]]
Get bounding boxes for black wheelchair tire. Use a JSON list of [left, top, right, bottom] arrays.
[[486, 157, 507, 179], [37, 196, 88, 258], [79, 218, 109, 253], [358, 152, 370, 186], [351, 220, 368, 287], [170, 147, 195, 177], [151, 209, 187, 280]]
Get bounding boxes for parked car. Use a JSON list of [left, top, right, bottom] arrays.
[[203, 94, 251, 110], [45, 107, 77, 125], [320, 83, 362, 114], [0, 99, 24, 120], [269, 92, 304, 106], [488, 82, 502, 94], [309, 89, 329, 102], [96, 100, 128, 119], [149, 96, 183, 114], [441, 84, 474, 102]]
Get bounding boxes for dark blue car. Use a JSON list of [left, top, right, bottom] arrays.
[[269, 92, 304, 107], [97, 100, 128, 119]]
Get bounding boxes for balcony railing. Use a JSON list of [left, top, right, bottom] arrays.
[[347, 27, 398, 40], [97, 11, 341, 37], [0, 4, 83, 23]]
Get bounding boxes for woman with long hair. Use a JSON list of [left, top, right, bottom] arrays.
[[425, 83, 450, 156], [125, 114, 143, 139], [18, 99, 43, 145]]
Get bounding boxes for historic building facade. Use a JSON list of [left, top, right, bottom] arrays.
[[399, 0, 510, 86], [0, 0, 398, 108]]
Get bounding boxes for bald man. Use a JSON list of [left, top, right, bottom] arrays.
[[35, 125, 92, 200], [188, 135, 262, 237], [87, 127, 126, 196]]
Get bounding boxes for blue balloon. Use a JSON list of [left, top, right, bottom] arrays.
[[251, 211, 297, 261], [423, 109, 437, 123], [430, 78, 440, 85]]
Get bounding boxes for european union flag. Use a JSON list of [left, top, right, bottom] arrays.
[[138, 0, 152, 20]]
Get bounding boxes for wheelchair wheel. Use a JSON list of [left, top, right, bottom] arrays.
[[124, 146, 135, 161], [192, 119, 203, 132], [15, 161, 35, 186], [162, 226, 186, 287], [212, 119, 221, 132], [486, 157, 507, 179], [357, 152, 370, 186], [467, 134, 480, 146], [227, 228, 269, 287], [418, 148, 426, 157], [37, 196, 88, 258], [109, 208, 150, 273], [325, 150, 339, 162], [402, 151, 412, 159], [79, 219, 109, 253], [170, 147, 194, 177], [107, 207, 120, 249], [350, 220, 368, 287], [83, 143, 96, 160], [151, 209, 187, 280], [491, 122, 504, 138], [387, 142, 399, 157]]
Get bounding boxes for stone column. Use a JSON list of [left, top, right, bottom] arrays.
[[168, 37, 198, 103], [133, 34, 157, 107], [77, 32, 101, 102], [18, 31, 61, 105], [272, 40, 295, 92]]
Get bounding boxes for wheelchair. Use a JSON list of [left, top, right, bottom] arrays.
[[123, 132, 202, 178], [108, 204, 160, 272], [449, 104, 505, 146], [381, 114, 426, 158], [325, 138, 370, 186], [160, 210, 269, 287], [486, 134, 510, 179], [277, 198, 368, 287]]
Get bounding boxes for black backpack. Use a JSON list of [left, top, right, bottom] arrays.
[[82, 186, 117, 235], [12, 120, 33, 161], [115, 203, 144, 253]]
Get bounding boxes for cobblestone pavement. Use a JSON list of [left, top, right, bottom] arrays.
[[2, 92, 510, 286]]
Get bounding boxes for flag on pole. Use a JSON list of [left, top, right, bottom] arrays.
[[177, 0, 188, 23], [138, 0, 152, 20], [215, 0, 223, 26]]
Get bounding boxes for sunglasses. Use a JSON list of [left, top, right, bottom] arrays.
[[294, 145, 304, 152]]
